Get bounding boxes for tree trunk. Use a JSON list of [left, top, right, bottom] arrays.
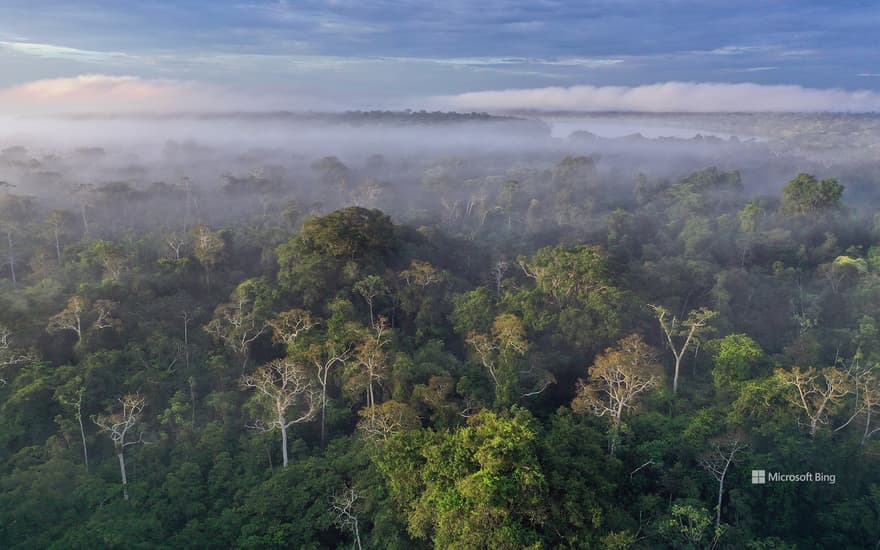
[[716, 474, 724, 528], [117, 451, 129, 501], [320, 381, 328, 448], [6, 230, 15, 288], [353, 517, 362, 550], [863, 411, 873, 446], [189, 377, 196, 428], [77, 408, 89, 472], [280, 415, 289, 467], [54, 227, 62, 264], [673, 355, 682, 394]]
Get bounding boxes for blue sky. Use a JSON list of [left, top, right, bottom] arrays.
[[0, 1, 878, 111]]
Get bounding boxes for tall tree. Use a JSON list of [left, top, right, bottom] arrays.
[[93, 393, 146, 501], [467, 313, 530, 409], [572, 334, 663, 454], [191, 223, 227, 288], [330, 484, 363, 550], [697, 435, 746, 529], [241, 358, 316, 467], [650, 305, 717, 394], [775, 366, 854, 436], [204, 279, 269, 370], [781, 173, 844, 217], [345, 318, 391, 429]]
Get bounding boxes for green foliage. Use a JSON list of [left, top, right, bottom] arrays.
[[1, 150, 880, 549], [709, 334, 767, 399], [781, 173, 844, 217], [377, 408, 546, 549]]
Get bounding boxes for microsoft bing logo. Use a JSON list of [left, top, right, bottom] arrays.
[[751, 470, 766, 484]]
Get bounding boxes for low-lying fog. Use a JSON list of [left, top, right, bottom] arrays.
[[1, 110, 878, 232]]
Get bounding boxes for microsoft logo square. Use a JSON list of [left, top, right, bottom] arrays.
[[752, 470, 766, 484]]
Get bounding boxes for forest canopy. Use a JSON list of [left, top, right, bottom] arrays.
[[1, 113, 880, 549]]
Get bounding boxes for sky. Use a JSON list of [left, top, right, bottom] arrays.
[[0, 0, 879, 112]]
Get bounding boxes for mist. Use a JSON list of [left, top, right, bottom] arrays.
[[2, 109, 877, 236]]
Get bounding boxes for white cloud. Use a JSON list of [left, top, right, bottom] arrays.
[[434, 82, 880, 113], [0, 74, 330, 114], [0, 41, 130, 64]]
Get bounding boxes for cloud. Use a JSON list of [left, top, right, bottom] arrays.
[[434, 82, 880, 113], [0, 41, 130, 64], [0, 74, 332, 114]]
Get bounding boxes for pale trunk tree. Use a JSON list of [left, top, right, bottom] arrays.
[[330, 484, 363, 550], [46, 296, 87, 343], [467, 332, 501, 388], [241, 358, 317, 467], [859, 373, 880, 445], [650, 305, 717, 394], [572, 334, 662, 454], [698, 436, 746, 529], [48, 211, 67, 264], [59, 385, 90, 471], [489, 258, 508, 297], [268, 309, 317, 348], [466, 313, 529, 407], [165, 232, 186, 260], [182, 310, 191, 371], [0, 325, 38, 385], [93, 393, 146, 501], [350, 319, 390, 430], [776, 367, 854, 436], [205, 292, 267, 371], [356, 400, 421, 441], [308, 342, 352, 448], [354, 277, 387, 326]]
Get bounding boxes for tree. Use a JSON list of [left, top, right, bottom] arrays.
[[709, 334, 766, 399], [330, 484, 363, 550], [357, 400, 421, 441], [312, 156, 351, 203], [657, 502, 721, 550], [204, 279, 269, 370], [93, 393, 146, 501], [241, 358, 317, 467], [513, 244, 625, 355], [467, 313, 530, 408], [345, 318, 391, 429], [781, 173, 844, 217], [267, 308, 317, 348], [306, 338, 353, 448], [191, 223, 227, 287], [0, 325, 37, 385], [54, 380, 90, 471], [572, 334, 663, 454], [697, 435, 746, 529], [46, 295, 120, 344], [378, 408, 547, 549], [276, 207, 396, 307], [518, 245, 611, 309], [46, 296, 88, 342], [46, 209, 74, 264], [650, 305, 717, 394], [353, 275, 388, 325], [0, 194, 33, 287], [85, 240, 129, 282], [775, 367, 854, 436], [70, 183, 96, 235]]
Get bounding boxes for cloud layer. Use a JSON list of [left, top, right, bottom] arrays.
[[0, 74, 332, 114], [436, 82, 880, 113], [4, 75, 880, 115]]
